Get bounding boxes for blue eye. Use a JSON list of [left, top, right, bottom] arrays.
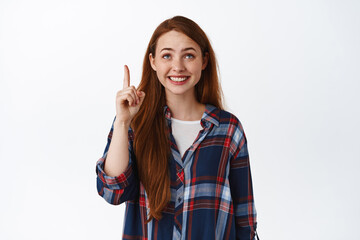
[[162, 54, 171, 59], [185, 54, 194, 59]]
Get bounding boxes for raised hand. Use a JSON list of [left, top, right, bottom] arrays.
[[115, 65, 145, 126]]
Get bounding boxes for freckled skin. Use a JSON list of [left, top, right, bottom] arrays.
[[149, 30, 208, 99]]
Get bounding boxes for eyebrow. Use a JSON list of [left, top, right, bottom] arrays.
[[160, 47, 197, 52]]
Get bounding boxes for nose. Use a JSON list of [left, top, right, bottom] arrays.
[[172, 57, 185, 72]]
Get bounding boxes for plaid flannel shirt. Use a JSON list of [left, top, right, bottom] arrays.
[[96, 104, 257, 239]]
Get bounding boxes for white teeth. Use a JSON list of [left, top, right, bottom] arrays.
[[169, 77, 188, 82]]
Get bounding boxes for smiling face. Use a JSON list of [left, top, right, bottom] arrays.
[[149, 30, 208, 100]]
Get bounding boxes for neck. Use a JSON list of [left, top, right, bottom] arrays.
[[166, 91, 205, 121]]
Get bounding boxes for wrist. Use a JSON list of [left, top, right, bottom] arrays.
[[114, 119, 131, 129]]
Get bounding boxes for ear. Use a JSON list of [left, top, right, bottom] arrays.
[[149, 53, 157, 71], [202, 52, 209, 70]]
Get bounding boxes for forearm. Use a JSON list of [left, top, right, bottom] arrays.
[[104, 120, 131, 177]]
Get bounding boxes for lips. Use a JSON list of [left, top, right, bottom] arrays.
[[167, 76, 190, 85]]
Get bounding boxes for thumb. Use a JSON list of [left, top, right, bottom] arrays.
[[137, 91, 146, 106]]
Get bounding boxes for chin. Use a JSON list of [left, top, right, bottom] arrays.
[[165, 87, 195, 97]]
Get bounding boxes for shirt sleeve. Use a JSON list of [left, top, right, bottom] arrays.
[[229, 122, 257, 240], [95, 117, 139, 205]]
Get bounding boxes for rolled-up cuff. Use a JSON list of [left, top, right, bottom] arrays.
[[96, 158, 134, 190]]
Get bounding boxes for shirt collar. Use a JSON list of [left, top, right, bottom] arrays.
[[164, 104, 220, 127]]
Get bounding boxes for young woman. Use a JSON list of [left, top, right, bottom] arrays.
[[96, 16, 258, 240]]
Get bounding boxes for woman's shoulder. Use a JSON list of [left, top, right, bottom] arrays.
[[205, 105, 247, 154], [205, 104, 245, 131]]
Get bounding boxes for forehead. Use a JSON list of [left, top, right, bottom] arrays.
[[156, 30, 201, 51]]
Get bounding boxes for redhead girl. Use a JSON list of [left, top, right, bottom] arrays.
[[96, 16, 258, 240]]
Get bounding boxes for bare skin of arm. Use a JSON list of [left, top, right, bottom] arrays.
[[104, 65, 145, 177]]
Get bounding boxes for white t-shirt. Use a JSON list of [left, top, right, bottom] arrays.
[[171, 118, 203, 158]]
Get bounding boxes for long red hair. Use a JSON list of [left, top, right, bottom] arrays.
[[131, 16, 224, 222]]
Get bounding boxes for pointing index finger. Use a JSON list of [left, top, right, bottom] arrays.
[[123, 65, 130, 89]]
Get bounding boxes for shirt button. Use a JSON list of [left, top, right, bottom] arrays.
[[178, 197, 182, 203]]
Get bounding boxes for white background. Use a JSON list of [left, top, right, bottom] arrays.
[[1, 0, 359, 239]]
